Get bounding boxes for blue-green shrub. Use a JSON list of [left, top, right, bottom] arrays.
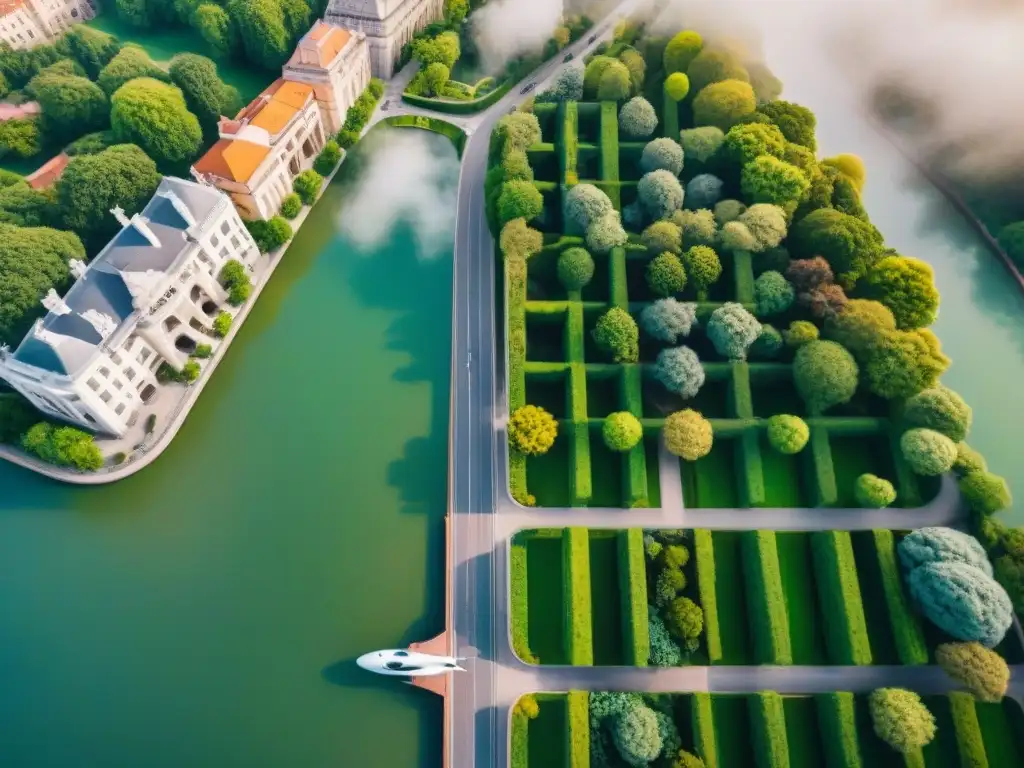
[[685, 173, 723, 210], [898, 527, 993, 577], [706, 303, 761, 360], [907, 561, 1013, 647], [648, 607, 682, 666], [653, 346, 705, 397], [641, 298, 697, 344]]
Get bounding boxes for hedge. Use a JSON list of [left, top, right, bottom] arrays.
[[569, 362, 592, 506], [623, 365, 649, 506], [806, 426, 839, 506], [599, 101, 621, 199], [510, 707, 529, 768], [872, 530, 929, 665], [737, 428, 766, 507], [732, 249, 756, 304], [691, 692, 720, 768], [382, 114, 466, 154], [729, 361, 755, 419], [401, 79, 514, 114], [810, 531, 873, 665], [563, 528, 594, 665], [619, 528, 650, 665], [662, 81, 680, 142], [510, 536, 535, 662], [888, 426, 923, 508], [695, 529, 723, 663], [741, 530, 793, 664], [948, 692, 988, 767], [567, 690, 590, 768], [814, 692, 863, 767], [749, 692, 790, 768], [561, 101, 580, 186]]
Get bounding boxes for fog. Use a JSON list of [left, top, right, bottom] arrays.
[[470, 0, 566, 74], [339, 131, 459, 256]]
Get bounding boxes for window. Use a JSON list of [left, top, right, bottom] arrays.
[[231, 236, 240, 250], [111, 352, 121, 365], [220, 247, 229, 260], [87, 378, 100, 391], [150, 356, 161, 371], [100, 391, 112, 403], [115, 403, 125, 415], [113, 380, 123, 391], [138, 349, 151, 364], [125, 368, 136, 381], [83, 412, 95, 423], [99, 367, 110, 378], [210, 234, 220, 248], [221, 221, 230, 235], [123, 336, 136, 352]]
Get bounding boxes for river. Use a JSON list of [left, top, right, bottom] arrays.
[[0, 128, 457, 767]]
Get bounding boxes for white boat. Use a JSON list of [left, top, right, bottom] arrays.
[[356, 649, 466, 677]]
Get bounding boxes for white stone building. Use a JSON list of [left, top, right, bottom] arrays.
[[191, 78, 329, 221], [0, 0, 95, 50], [325, 0, 444, 79], [283, 20, 372, 136], [0, 177, 259, 438]]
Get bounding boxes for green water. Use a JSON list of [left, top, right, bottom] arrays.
[[0, 128, 456, 766]]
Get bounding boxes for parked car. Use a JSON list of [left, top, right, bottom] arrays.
[[563, 52, 574, 62], [520, 83, 536, 95], [588, 34, 597, 43], [381, 100, 390, 111]]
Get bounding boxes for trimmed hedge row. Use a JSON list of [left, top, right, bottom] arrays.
[[662, 81, 680, 142], [401, 79, 514, 114], [561, 101, 579, 186], [732, 249, 756, 304], [509, 536, 535, 663], [871, 529, 929, 665], [741, 530, 793, 664], [563, 527, 594, 665], [691, 692, 720, 768], [622, 365, 649, 507], [567, 690, 590, 768], [506, 244, 530, 505], [948, 692, 988, 767], [810, 531, 873, 665], [807, 425, 839, 507], [695, 529, 723, 663], [599, 101, 620, 207], [737, 428, 766, 507], [381, 114, 466, 154], [814, 692, 863, 767], [510, 705, 529, 768], [749, 692, 790, 768], [619, 528, 651, 666], [567, 301, 592, 506]]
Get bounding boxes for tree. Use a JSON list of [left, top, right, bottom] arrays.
[[586, 213, 627, 255], [737, 204, 787, 251], [495, 112, 541, 153], [314, 140, 342, 175], [278, 193, 302, 218], [280, 0, 313, 41], [169, 53, 242, 139], [794, 340, 858, 415], [868, 689, 936, 754], [540, 65, 583, 102], [97, 45, 168, 95], [508, 405, 558, 456], [714, 199, 746, 225], [903, 386, 971, 442], [758, 100, 817, 150], [289, 169, 322, 205], [855, 474, 896, 508], [747, 61, 782, 104], [664, 596, 704, 649], [64, 130, 117, 156], [900, 427, 956, 476], [422, 62, 450, 97], [936, 642, 1009, 703], [664, 409, 713, 460], [785, 256, 833, 293], [0, 224, 84, 346], [959, 471, 1012, 517], [908, 561, 1013, 648], [685, 174, 723, 210], [413, 31, 460, 68], [618, 49, 646, 95], [603, 412, 642, 452], [681, 245, 722, 300], [686, 48, 748, 92], [619, 96, 657, 139], [673, 209, 717, 248], [741, 155, 809, 209], [750, 324, 783, 359], [227, 0, 290, 68], [0, 182, 55, 227], [789, 208, 884, 286], [754, 270, 794, 316], [597, 60, 632, 101], [499, 218, 543, 260], [641, 138, 684, 176], [823, 298, 895, 357], [32, 74, 109, 144], [0, 118, 40, 160], [953, 443, 987, 476], [860, 256, 939, 330], [612, 706, 663, 766], [649, 611, 683, 667], [557, 247, 594, 290], [722, 122, 787, 169], [193, 4, 238, 58], [680, 126, 725, 164], [766, 414, 809, 454], [583, 55, 617, 96], [671, 750, 706, 768], [899, 527, 992, 575], [692, 79, 756, 131], [564, 183, 613, 232], [638, 170, 685, 221], [783, 320, 818, 348], [21, 422, 103, 471], [0, 393, 38, 444], [110, 78, 203, 166], [997, 222, 1024, 268], [653, 346, 705, 398], [642, 220, 682, 254], [56, 144, 160, 250], [443, 0, 469, 24], [219, 259, 252, 305], [864, 329, 949, 400], [822, 153, 866, 192], [115, 0, 156, 27], [593, 307, 638, 363], [641, 299, 697, 345], [56, 26, 121, 80], [663, 30, 703, 74], [706, 302, 761, 360], [665, 72, 690, 101]]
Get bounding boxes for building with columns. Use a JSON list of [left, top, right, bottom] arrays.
[[0, 177, 258, 437], [283, 20, 372, 136], [0, 0, 95, 50], [191, 78, 329, 221], [325, 0, 444, 79]]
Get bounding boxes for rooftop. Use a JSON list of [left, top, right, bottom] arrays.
[[0, 0, 25, 19], [286, 20, 354, 69], [11, 178, 225, 377], [238, 78, 314, 136], [193, 138, 271, 184]]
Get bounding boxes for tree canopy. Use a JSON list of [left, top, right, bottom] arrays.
[[110, 77, 203, 166]]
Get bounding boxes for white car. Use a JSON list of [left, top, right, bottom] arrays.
[[356, 649, 466, 677]]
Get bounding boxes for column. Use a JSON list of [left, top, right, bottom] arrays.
[[193, 268, 229, 304], [137, 323, 187, 370]]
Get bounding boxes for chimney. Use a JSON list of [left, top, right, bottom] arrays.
[[41, 288, 71, 316], [111, 205, 131, 228], [130, 215, 161, 248], [69, 258, 87, 280]]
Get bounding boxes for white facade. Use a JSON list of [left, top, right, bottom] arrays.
[[0, 0, 95, 50], [0, 178, 259, 437], [325, 0, 444, 79]]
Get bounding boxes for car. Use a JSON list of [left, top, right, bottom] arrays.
[[563, 52, 574, 62], [589, 34, 597, 43], [356, 649, 466, 677], [381, 100, 390, 111], [520, 83, 536, 95]]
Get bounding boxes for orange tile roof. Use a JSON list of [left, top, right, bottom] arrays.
[[0, 0, 26, 18], [239, 79, 313, 135], [288, 21, 353, 68], [25, 153, 69, 190], [193, 138, 271, 184], [274, 80, 314, 110]]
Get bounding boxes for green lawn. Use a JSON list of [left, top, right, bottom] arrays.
[[850, 531, 901, 665], [585, 370, 619, 417], [529, 695, 568, 768], [682, 439, 738, 508], [710, 532, 752, 664], [783, 696, 825, 768], [760, 432, 808, 507], [588, 434, 623, 508], [921, 695, 962, 768], [588, 533, 625, 665], [712, 695, 754, 768], [528, 437, 570, 507], [526, 535, 567, 665], [775, 533, 827, 664], [976, 699, 1024, 766]]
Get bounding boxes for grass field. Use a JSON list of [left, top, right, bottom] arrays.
[[528, 439, 571, 507], [761, 432, 809, 507], [526, 535, 567, 665], [588, 532, 625, 665]]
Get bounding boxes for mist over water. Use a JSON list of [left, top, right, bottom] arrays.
[[338, 130, 460, 257], [470, 0, 566, 74]]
